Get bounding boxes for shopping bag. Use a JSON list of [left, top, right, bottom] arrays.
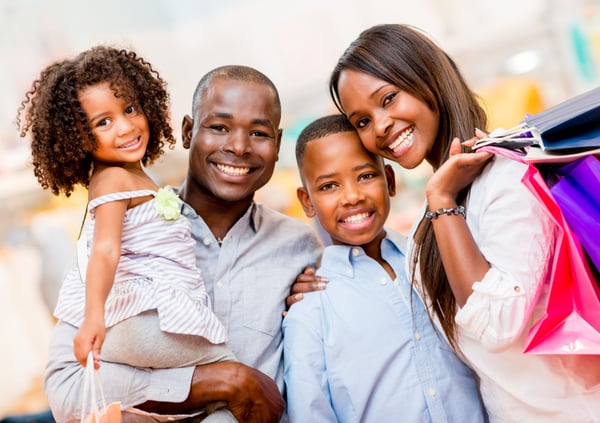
[[524, 86, 600, 151], [550, 155, 600, 273], [474, 86, 600, 153], [520, 163, 600, 354], [480, 146, 600, 354], [81, 352, 121, 423]]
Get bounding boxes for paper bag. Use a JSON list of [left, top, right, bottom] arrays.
[[480, 146, 600, 354], [521, 164, 600, 353], [550, 155, 600, 273]]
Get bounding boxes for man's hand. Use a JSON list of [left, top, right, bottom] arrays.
[[138, 362, 284, 423], [284, 266, 327, 315]]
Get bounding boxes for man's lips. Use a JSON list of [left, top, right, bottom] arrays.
[[216, 163, 251, 176]]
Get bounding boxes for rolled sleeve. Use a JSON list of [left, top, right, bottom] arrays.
[[454, 156, 556, 351]]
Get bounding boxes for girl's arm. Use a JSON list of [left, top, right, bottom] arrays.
[[73, 198, 128, 369]]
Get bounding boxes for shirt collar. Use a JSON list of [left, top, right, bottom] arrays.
[[320, 229, 406, 275], [174, 186, 260, 235]]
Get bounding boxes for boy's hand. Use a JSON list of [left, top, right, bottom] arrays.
[[283, 266, 328, 315]]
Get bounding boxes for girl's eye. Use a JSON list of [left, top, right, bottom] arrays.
[[382, 92, 396, 106], [97, 118, 109, 127], [125, 105, 136, 114]]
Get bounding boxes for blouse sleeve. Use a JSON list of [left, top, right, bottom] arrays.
[[455, 156, 556, 352]]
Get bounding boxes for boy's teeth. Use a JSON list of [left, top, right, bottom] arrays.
[[343, 212, 369, 224], [217, 164, 250, 176], [389, 126, 414, 152]]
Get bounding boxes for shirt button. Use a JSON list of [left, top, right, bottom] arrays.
[[428, 388, 437, 397], [216, 280, 223, 288], [203, 237, 211, 246], [514, 286, 521, 293], [414, 331, 421, 341], [380, 278, 388, 285], [352, 248, 360, 256]]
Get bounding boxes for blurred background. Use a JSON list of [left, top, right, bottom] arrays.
[[1, 0, 599, 417]]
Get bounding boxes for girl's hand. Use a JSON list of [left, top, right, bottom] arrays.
[[73, 316, 105, 369], [426, 131, 493, 208]]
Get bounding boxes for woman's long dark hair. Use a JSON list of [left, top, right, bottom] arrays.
[[330, 24, 487, 348]]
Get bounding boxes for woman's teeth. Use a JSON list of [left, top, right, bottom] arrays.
[[389, 126, 414, 152]]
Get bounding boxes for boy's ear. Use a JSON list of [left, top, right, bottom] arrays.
[[181, 115, 193, 149], [296, 187, 316, 218], [384, 164, 396, 197]]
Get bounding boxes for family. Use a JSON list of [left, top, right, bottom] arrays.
[[17, 23, 600, 423]]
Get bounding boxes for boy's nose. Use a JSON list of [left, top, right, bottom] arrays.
[[341, 184, 364, 205]]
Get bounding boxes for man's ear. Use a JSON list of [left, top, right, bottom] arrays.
[[296, 186, 316, 218], [384, 164, 396, 197], [181, 115, 193, 149], [275, 129, 283, 162]]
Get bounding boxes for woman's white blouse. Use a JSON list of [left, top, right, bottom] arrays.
[[407, 154, 600, 422]]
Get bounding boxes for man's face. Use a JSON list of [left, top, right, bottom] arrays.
[[182, 78, 282, 203]]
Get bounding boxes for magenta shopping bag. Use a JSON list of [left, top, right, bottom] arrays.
[[480, 146, 600, 354], [550, 155, 600, 273], [520, 163, 600, 354]]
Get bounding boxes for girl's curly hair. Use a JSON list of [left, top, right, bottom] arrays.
[[16, 45, 175, 197]]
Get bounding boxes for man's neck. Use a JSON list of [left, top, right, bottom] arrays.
[[179, 180, 254, 240]]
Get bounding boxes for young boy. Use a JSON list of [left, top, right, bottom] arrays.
[[282, 114, 487, 423]]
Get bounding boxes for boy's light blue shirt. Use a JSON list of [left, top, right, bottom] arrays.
[[282, 229, 487, 423]]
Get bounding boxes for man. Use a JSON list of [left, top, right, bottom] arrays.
[[45, 65, 322, 423]]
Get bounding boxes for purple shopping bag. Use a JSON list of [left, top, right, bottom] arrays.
[[550, 155, 600, 273]]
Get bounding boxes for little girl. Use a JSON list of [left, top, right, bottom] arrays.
[[17, 45, 235, 419]]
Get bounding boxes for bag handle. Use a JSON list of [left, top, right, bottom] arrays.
[[80, 351, 108, 423]]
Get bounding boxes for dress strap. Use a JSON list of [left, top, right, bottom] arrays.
[[88, 190, 156, 211]]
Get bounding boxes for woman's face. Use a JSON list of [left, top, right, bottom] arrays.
[[337, 69, 439, 169]]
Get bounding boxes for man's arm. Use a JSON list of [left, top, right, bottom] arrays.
[[137, 362, 284, 423]]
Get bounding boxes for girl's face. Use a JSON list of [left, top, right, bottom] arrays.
[[78, 82, 150, 166], [336, 69, 439, 169]]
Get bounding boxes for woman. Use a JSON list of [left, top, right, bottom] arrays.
[[326, 23, 600, 422]]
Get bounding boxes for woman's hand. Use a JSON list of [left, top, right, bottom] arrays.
[[283, 266, 328, 315], [426, 130, 493, 208]]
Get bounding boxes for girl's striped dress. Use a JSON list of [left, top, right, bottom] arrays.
[[53, 189, 227, 344]]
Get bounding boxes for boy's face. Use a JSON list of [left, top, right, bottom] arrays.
[[182, 78, 282, 203], [297, 131, 395, 248]]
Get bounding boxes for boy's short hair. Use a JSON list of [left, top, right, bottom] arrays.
[[295, 114, 356, 169]]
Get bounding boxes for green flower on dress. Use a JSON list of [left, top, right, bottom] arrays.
[[154, 187, 181, 220]]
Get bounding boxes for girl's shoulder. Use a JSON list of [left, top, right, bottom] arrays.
[[88, 166, 136, 197], [88, 165, 157, 203]]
